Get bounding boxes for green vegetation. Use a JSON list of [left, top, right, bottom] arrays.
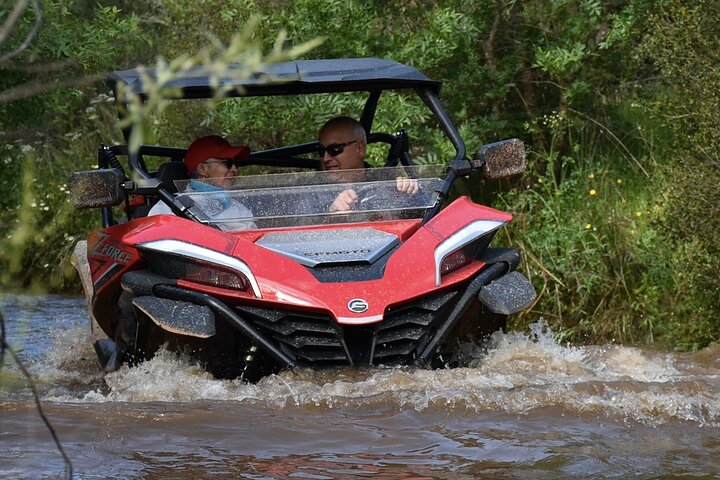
[[0, 0, 717, 350]]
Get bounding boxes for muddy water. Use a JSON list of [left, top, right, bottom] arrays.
[[1, 295, 719, 479]]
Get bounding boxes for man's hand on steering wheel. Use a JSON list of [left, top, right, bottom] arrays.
[[329, 188, 358, 212], [395, 176, 419, 195]]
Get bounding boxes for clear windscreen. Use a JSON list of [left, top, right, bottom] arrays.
[[171, 166, 445, 230]]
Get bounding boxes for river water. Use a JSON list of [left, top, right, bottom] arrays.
[[1, 294, 719, 479]]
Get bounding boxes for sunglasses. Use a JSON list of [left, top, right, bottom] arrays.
[[204, 158, 244, 169], [316, 140, 357, 158]]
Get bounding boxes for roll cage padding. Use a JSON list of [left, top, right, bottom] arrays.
[[384, 129, 411, 167], [251, 131, 411, 168], [99, 145, 126, 176]]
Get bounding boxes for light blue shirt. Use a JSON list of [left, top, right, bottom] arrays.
[[148, 181, 256, 231]]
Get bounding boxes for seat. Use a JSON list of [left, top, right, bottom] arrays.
[[155, 161, 188, 193]]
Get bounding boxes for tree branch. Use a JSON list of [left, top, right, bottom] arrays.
[[0, 0, 42, 63], [0, 0, 30, 45], [0, 72, 106, 104], [0, 57, 78, 74], [481, 0, 504, 70]]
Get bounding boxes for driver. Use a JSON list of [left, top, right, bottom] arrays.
[[318, 116, 420, 212], [148, 135, 256, 230]]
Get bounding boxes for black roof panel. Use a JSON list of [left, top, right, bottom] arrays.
[[109, 58, 441, 99]]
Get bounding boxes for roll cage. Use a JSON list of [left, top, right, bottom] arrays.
[[81, 58, 524, 227], [109, 58, 464, 175]]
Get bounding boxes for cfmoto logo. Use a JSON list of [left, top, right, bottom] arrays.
[[347, 298, 369, 314]]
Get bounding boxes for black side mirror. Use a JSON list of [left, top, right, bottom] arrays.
[[473, 138, 526, 180], [68, 168, 125, 209]]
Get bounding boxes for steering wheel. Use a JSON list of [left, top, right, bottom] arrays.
[[353, 183, 381, 210]]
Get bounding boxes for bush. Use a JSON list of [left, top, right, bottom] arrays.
[[636, 0, 720, 348]]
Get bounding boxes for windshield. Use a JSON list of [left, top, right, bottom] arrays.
[[172, 166, 444, 230]]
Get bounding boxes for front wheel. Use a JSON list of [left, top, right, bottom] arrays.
[[432, 300, 507, 369]]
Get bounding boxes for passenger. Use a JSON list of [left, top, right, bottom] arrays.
[[317, 116, 420, 212], [148, 135, 256, 230]]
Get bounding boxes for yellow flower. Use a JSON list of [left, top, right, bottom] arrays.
[[585, 223, 592, 230], [589, 189, 597, 196], [587, 173, 595, 180], [635, 211, 642, 217], [537, 177, 544, 184], [616, 178, 623, 185]]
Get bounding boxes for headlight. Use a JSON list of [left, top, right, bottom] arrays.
[[181, 260, 249, 291], [434, 220, 504, 286], [137, 239, 261, 298]]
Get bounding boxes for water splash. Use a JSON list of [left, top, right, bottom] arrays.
[[28, 321, 720, 426]]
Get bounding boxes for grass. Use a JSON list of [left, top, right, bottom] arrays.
[[503, 143, 719, 350]]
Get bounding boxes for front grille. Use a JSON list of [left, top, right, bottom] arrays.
[[234, 289, 460, 367], [374, 291, 458, 365], [235, 305, 348, 365]]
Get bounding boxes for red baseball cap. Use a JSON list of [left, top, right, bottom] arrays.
[[184, 135, 251, 175]]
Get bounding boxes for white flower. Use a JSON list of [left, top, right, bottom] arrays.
[[91, 93, 115, 104]]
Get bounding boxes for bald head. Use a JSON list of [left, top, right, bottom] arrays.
[[318, 116, 367, 171], [318, 116, 367, 144]]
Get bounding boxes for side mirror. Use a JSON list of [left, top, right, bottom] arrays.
[[68, 168, 125, 209], [473, 138, 526, 180]]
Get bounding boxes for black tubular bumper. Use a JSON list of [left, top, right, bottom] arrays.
[[414, 248, 535, 367], [152, 284, 298, 370], [121, 271, 297, 370], [414, 262, 507, 366]]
